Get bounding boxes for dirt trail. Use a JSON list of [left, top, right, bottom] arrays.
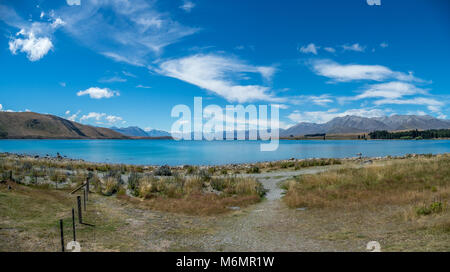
[[192, 166, 344, 251], [88, 165, 358, 251]]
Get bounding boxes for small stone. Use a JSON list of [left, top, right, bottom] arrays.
[[228, 206, 240, 210], [296, 207, 307, 211]]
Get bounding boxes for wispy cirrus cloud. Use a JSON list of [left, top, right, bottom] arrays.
[[336, 81, 446, 117], [291, 94, 334, 106], [156, 53, 282, 103], [310, 59, 424, 83], [77, 87, 119, 99], [1, 0, 198, 64], [374, 97, 444, 112], [353, 82, 428, 100], [98, 76, 127, 83], [136, 84, 151, 89], [59, 0, 199, 66]]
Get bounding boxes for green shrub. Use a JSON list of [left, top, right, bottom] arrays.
[[154, 165, 172, 176], [416, 202, 443, 216], [247, 166, 260, 174]]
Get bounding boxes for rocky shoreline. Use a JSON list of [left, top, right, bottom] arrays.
[[1, 151, 446, 170]]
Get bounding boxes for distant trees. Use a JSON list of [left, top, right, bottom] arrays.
[[369, 129, 450, 139]]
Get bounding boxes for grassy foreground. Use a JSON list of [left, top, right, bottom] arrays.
[[282, 154, 449, 251], [1, 153, 449, 251], [0, 153, 267, 215]]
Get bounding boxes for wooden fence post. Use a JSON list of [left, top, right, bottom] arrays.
[[59, 219, 65, 252], [83, 188, 87, 211], [86, 179, 89, 201], [72, 208, 76, 241], [77, 196, 82, 224]]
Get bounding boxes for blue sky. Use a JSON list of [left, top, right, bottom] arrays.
[[0, 0, 449, 131]]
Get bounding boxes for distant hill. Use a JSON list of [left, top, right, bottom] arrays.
[[110, 126, 171, 137], [0, 112, 127, 139], [282, 115, 450, 137], [110, 126, 149, 137]]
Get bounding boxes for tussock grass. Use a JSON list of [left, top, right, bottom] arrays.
[[283, 154, 450, 209], [126, 174, 265, 214], [131, 193, 261, 216]]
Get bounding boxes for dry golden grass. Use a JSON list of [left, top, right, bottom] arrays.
[[283, 154, 450, 210], [124, 175, 265, 215], [119, 193, 261, 216]]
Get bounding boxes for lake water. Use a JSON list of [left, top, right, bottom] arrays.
[[1, 139, 449, 166]]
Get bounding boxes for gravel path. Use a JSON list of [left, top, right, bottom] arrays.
[[194, 166, 343, 251]]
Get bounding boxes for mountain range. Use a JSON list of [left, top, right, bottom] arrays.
[[1, 112, 449, 139], [110, 126, 171, 137], [281, 115, 450, 137]]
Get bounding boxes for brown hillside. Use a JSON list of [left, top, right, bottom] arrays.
[[0, 112, 127, 139]]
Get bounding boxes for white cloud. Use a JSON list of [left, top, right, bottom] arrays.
[[0, 104, 2, 111], [180, 1, 195, 12], [310, 59, 423, 82], [99, 76, 127, 83], [299, 43, 318, 55], [136, 84, 151, 89], [122, 71, 136, 78], [77, 87, 119, 99], [9, 30, 53, 61], [273, 104, 289, 109], [292, 95, 334, 106], [66, 0, 81, 6], [66, 110, 80, 121], [60, 0, 198, 66], [80, 112, 106, 122], [157, 54, 282, 103], [288, 108, 386, 124], [380, 42, 388, 48], [40, 12, 45, 19], [51, 18, 65, 28], [374, 97, 444, 110], [60, 82, 66, 87], [342, 43, 365, 52], [406, 110, 427, 116], [79, 112, 123, 124], [309, 95, 333, 106], [354, 82, 428, 100], [324, 47, 335, 53], [105, 115, 123, 123]]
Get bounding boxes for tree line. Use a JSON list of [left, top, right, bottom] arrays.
[[369, 129, 450, 139]]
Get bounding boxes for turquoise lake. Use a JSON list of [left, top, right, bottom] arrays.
[[1, 139, 450, 165]]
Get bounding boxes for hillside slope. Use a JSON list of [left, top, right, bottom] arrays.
[[0, 112, 127, 139], [110, 126, 171, 137]]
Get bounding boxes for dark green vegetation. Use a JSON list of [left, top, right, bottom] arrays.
[[369, 129, 450, 140]]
